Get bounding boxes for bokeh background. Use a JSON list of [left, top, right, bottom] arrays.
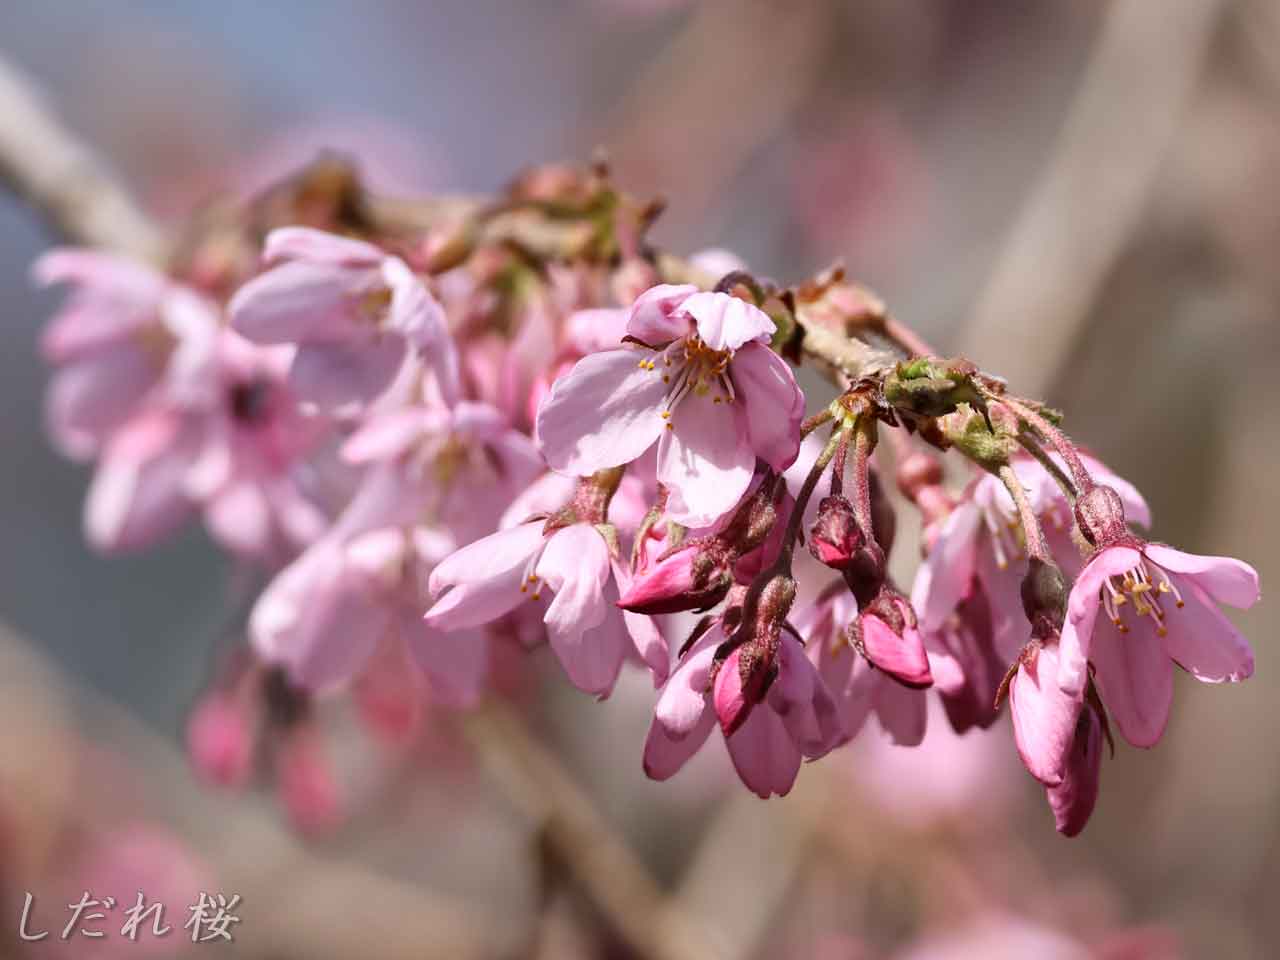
[[0, 1, 1276, 957]]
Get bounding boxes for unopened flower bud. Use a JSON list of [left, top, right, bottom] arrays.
[[896, 451, 954, 525], [1074, 483, 1127, 547], [276, 727, 342, 837], [712, 575, 796, 735], [809, 495, 863, 569], [854, 589, 932, 687], [186, 692, 255, 790], [617, 540, 734, 614]]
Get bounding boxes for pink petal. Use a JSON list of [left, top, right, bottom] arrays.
[[657, 391, 755, 527], [680, 291, 775, 351], [355, 635, 425, 745], [713, 648, 750, 734], [537, 526, 617, 695], [262, 226, 384, 265], [45, 347, 157, 458], [406, 618, 488, 707], [289, 338, 407, 411], [1058, 545, 1141, 695], [535, 347, 668, 476], [861, 616, 933, 687], [612, 559, 670, 684], [341, 407, 438, 463], [653, 628, 721, 736], [911, 504, 981, 633], [229, 260, 374, 343], [872, 675, 927, 746], [1160, 579, 1255, 683], [1010, 644, 1082, 785], [84, 415, 197, 551], [725, 706, 802, 798], [1046, 706, 1103, 838], [643, 709, 715, 781], [1089, 618, 1173, 748], [33, 247, 166, 300], [204, 481, 272, 556], [425, 522, 545, 629], [564, 307, 630, 355], [382, 256, 460, 407], [731, 342, 804, 470], [770, 637, 843, 756], [1143, 544, 1261, 610], [625, 283, 697, 345]]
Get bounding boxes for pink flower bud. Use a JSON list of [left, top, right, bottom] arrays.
[[713, 647, 751, 736], [857, 592, 932, 687], [617, 541, 733, 615], [186, 693, 255, 790], [808, 495, 863, 569], [276, 729, 343, 837]]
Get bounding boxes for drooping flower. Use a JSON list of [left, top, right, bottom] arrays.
[[1045, 699, 1104, 838], [229, 227, 459, 412], [1057, 533, 1258, 748], [425, 473, 668, 695], [1009, 640, 1084, 786], [910, 452, 1151, 709], [536, 284, 804, 526]]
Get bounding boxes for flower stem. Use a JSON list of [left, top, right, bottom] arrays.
[[997, 463, 1052, 564], [1005, 397, 1095, 494], [849, 418, 878, 539], [1017, 434, 1078, 504]]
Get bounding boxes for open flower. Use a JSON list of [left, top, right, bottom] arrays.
[[425, 473, 667, 694], [229, 227, 459, 412], [34, 249, 217, 459], [1057, 538, 1259, 747], [536, 284, 804, 526]]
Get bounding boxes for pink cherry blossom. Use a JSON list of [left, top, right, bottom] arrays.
[[229, 227, 459, 412], [536, 285, 804, 526], [425, 485, 665, 695], [643, 624, 841, 797], [1057, 540, 1259, 747], [34, 249, 217, 459], [911, 453, 1151, 690]]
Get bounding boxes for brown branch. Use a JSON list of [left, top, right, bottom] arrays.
[[461, 703, 725, 960], [959, 0, 1228, 399], [0, 58, 165, 263]]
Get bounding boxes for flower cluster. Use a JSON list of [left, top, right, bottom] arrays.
[[35, 158, 1259, 835]]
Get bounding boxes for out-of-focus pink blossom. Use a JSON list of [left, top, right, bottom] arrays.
[[34, 249, 217, 460], [536, 285, 803, 526], [229, 227, 459, 412], [186, 690, 256, 789], [275, 726, 342, 836]]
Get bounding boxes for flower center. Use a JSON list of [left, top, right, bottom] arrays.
[[636, 336, 735, 430], [1100, 560, 1185, 637]]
